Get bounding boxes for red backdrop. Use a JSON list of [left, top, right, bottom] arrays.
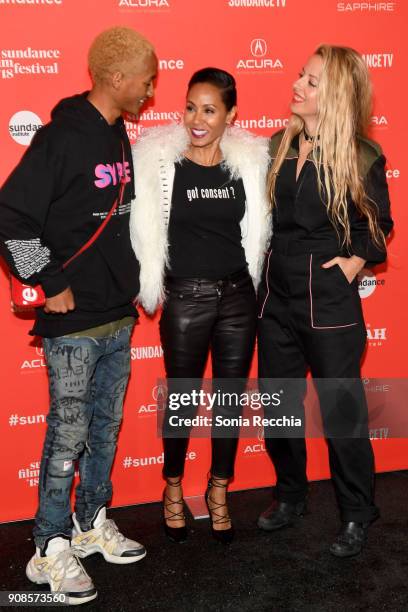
[[0, 0, 406, 523]]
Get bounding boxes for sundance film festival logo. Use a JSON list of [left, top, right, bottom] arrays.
[[237, 39, 283, 72], [9, 110, 42, 146], [125, 110, 182, 141], [228, 0, 286, 6], [0, 47, 60, 79], [18, 461, 78, 488], [337, 2, 396, 11], [18, 461, 40, 488], [138, 110, 181, 122]]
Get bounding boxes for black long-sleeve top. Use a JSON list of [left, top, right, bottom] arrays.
[[269, 131, 393, 263], [0, 93, 140, 337]]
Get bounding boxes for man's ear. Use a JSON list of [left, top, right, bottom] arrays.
[[111, 70, 123, 90]]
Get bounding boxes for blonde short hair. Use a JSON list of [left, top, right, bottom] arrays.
[[88, 26, 155, 84]]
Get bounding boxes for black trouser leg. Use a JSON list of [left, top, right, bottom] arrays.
[[308, 326, 379, 523], [210, 277, 257, 478], [159, 282, 213, 478], [258, 310, 309, 503]]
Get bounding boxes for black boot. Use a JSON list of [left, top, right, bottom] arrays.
[[257, 500, 306, 532], [330, 522, 368, 558]]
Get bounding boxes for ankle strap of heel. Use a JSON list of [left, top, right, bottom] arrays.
[[166, 478, 182, 488], [206, 476, 231, 525], [164, 478, 185, 522], [208, 476, 228, 489]]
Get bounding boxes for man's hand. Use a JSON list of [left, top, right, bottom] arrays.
[[44, 287, 75, 314], [322, 255, 366, 284]]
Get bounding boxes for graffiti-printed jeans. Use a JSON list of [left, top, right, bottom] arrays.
[[33, 322, 133, 549]]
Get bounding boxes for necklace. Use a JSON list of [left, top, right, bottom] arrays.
[[302, 129, 318, 144]]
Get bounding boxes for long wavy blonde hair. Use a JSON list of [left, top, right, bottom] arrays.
[[268, 44, 385, 250]]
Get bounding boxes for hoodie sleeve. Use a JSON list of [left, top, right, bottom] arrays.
[[0, 125, 70, 297], [350, 155, 393, 265]]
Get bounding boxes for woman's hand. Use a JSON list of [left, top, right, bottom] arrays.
[[322, 255, 366, 284]]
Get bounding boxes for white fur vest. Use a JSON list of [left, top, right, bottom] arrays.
[[130, 123, 271, 314]]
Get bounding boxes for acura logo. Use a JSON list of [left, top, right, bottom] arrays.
[[251, 39, 267, 58], [152, 384, 167, 402]]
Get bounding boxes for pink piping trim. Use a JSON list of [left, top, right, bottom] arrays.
[[309, 254, 357, 330], [258, 249, 272, 319]]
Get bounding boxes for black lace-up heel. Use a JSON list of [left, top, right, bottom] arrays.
[[205, 476, 234, 544], [163, 478, 187, 543]]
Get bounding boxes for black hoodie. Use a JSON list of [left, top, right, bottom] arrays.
[[0, 92, 140, 337]]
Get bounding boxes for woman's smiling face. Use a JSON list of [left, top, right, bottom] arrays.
[[183, 82, 236, 149]]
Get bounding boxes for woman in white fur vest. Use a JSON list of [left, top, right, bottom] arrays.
[[130, 68, 270, 544]]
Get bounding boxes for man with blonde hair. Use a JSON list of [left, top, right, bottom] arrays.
[[0, 26, 157, 604]]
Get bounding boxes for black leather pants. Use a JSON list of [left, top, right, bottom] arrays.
[[159, 268, 257, 479]]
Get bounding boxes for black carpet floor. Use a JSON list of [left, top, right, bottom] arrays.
[[1, 471, 408, 612]]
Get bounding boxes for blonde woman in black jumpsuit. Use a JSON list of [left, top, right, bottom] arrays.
[[257, 45, 393, 557]]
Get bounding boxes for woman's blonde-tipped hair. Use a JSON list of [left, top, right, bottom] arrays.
[[268, 44, 384, 250], [88, 26, 155, 84]]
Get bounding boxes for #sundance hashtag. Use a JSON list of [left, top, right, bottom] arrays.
[[122, 456, 132, 468]]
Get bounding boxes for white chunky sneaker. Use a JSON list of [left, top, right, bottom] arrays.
[[72, 506, 147, 565], [26, 536, 97, 606]]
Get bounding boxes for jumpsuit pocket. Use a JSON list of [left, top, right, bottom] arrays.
[[309, 254, 361, 329], [333, 262, 352, 286]]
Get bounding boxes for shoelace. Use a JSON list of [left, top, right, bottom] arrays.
[[48, 547, 89, 591], [100, 519, 126, 545]]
